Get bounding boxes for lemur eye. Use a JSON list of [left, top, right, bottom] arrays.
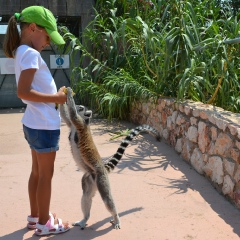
[[78, 105, 84, 111]]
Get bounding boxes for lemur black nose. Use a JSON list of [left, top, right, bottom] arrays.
[[84, 111, 92, 118]]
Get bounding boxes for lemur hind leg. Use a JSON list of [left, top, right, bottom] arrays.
[[73, 173, 97, 229], [96, 167, 121, 229]]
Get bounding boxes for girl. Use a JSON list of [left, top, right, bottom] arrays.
[[3, 6, 70, 236]]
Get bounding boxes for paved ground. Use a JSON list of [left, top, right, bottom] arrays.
[[1, 108, 240, 240]]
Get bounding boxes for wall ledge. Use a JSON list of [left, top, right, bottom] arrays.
[[131, 98, 240, 208]]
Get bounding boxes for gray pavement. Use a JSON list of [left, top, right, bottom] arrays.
[[1, 108, 240, 240]]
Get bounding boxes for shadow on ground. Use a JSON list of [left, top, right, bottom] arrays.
[[1, 208, 143, 240], [92, 118, 240, 238]]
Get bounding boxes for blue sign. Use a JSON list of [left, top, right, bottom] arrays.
[[50, 55, 69, 69], [56, 57, 64, 66]]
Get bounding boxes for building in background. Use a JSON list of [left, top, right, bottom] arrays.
[[0, 0, 95, 108]]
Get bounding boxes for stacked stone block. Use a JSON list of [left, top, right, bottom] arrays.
[[131, 98, 240, 207]]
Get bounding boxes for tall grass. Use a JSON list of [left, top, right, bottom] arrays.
[[60, 0, 240, 120]]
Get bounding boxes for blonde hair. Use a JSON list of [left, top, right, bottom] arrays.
[[3, 16, 28, 58]]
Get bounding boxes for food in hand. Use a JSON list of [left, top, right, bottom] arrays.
[[55, 87, 75, 110]]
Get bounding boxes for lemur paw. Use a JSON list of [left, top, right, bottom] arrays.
[[66, 87, 74, 97], [72, 220, 87, 230], [110, 219, 121, 229]]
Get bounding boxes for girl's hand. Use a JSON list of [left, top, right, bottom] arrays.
[[55, 86, 67, 104]]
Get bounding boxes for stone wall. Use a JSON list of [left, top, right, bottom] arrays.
[[130, 98, 240, 208]]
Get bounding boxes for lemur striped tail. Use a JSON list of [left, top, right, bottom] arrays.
[[104, 124, 161, 173]]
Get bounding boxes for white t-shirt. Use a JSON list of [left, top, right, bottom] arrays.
[[15, 45, 61, 130]]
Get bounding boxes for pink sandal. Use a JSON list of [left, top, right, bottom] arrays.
[[27, 212, 55, 230], [27, 216, 39, 229], [35, 214, 70, 236]]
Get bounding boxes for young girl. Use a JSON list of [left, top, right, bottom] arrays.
[[3, 6, 70, 236]]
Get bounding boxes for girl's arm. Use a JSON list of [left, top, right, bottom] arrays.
[[17, 68, 67, 104]]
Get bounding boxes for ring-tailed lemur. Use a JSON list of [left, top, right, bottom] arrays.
[[60, 87, 160, 230]]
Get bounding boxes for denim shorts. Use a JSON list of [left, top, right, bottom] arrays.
[[23, 125, 60, 153]]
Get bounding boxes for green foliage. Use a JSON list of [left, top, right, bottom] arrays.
[[60, 0, 240, 120]]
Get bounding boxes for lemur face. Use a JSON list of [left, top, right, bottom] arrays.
[[77, 105, 92, 125]]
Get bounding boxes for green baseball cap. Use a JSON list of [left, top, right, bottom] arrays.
[[17, 6, 65, 45]]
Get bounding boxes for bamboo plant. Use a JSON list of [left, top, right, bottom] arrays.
[[59, 0, 240, 120]]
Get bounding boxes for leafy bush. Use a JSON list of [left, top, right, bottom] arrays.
[[60, 0, 240, 120]]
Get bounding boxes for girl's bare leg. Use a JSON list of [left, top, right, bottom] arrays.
[[29, 150, 68, 228], [28, 149, 39, 226], [35, 151, 55, 224]]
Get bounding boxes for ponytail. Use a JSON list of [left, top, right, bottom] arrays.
[[3, 15, 21, 58]]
